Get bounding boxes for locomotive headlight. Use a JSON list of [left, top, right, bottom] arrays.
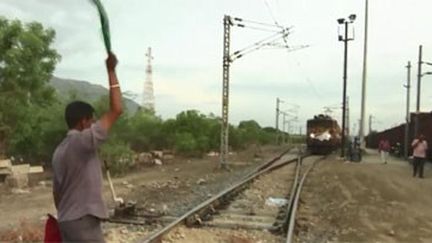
[[310, 133, 316, 138]]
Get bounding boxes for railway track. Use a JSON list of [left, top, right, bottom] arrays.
[[108, 148, 323, 243]]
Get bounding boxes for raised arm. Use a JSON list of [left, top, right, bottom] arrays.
[[99, 52, 123, 131], [412, 139, 419, 148]]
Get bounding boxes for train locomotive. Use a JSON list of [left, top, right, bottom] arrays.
[[306, 114, 341, 154]]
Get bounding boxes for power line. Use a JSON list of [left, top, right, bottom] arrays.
[[231, 31, 288, 61], [234, 23, 282, 33], [229, 16, 298, 61], [262, 0, 281, 26], [233, 17, 281, 29]]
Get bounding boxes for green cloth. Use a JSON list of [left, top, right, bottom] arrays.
[[90, 0, 111, 53]]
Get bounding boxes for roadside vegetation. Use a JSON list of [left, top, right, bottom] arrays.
[[0, 18, 304, 175]]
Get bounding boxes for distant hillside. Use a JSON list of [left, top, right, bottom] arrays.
[[50, 76, 140, 113]]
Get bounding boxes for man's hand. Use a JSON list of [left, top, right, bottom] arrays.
[[106, 52, 118, 72]]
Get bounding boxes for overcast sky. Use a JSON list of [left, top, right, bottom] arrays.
[[2, 0, 432, 134]]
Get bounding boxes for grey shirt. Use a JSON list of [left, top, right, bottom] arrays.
[[52, 121, 108, 222]]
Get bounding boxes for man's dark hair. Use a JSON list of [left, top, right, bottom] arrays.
[[65, 101, 95, 129]]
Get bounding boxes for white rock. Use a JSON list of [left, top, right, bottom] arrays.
[[196, 178, 206, 185], [11, 188, 30, 194], [154, 159, 163, 165], [162, 204, 168, 214]]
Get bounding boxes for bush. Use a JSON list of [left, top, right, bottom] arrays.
[[99, 140, 134, 176], [174, 132, 199, 157]]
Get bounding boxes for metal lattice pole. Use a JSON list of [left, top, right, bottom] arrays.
[[143, 47, 155, 113], [220, 15, 232, 169]]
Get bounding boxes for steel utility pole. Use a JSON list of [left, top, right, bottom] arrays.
[[359, 0, 369, 149], [415, 45, 422, 137], [282, 112, 287, 144], [341, 20, 349, 158], [346, 96, 350, 137], [220, 15, 232, 170], [404, 61, 411, 159], [275, 98, 284, 144], [337, 15, 356, 158]]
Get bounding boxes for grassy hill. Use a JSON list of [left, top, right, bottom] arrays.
[[50, 76, 140, 113]]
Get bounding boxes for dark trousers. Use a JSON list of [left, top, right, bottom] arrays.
[[59, 215, 105, 243], [413, 157, 425, 178]]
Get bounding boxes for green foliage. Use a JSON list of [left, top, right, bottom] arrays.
[[0, 17, 60, 160], [8, 101, 66, 163], [0, 17, 287, 166], [123, 110, 164, 151], [99, 140, 134, 176], [289, 134, 306, 144], [174, 132, 198, 156]]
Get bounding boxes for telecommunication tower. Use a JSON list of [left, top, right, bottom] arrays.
[[142, 47, 155, 112]]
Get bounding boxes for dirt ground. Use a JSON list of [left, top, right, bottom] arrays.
[[297, 149, 432, 243], [162, 226, 280, 243], [4, 147, 432, 243], [0, 145, 285, 241]]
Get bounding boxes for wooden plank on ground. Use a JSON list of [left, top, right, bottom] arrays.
[[202, 217, 275, 230], [0, 159, 11, 168], [29, 166, 44, 174], [0, 168, 11, 175], [11, 164, 30, 175]]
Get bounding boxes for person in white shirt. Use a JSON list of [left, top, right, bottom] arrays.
[[411, 134, 428, 178]]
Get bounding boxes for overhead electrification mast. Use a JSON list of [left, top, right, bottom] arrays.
[[220, 15, 307, 169]]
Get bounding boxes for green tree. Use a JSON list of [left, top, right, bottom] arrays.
[[126, 110, 164, 151], [238, 120, 261, 145], [0, 18, 61, 159]]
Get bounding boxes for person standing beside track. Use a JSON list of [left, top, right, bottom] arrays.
[[411, 134, 428, 178], [378, 138, 390, 164], [52, 53, 122, 242]]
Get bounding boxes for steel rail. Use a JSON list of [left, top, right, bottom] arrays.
[[138, 153, 302, 243], [244, 146, 293, 178], [286, 156, 323, 243], [279, 156, 302, 233]]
